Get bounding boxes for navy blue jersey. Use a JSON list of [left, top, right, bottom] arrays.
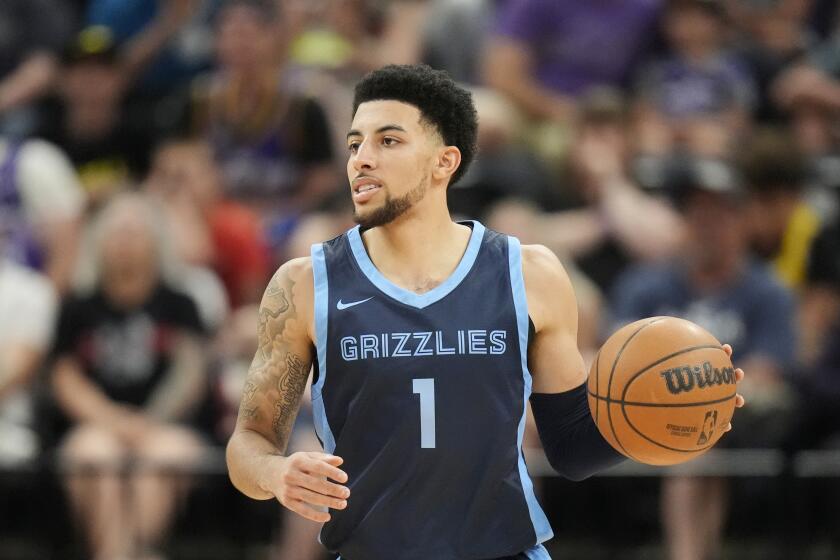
[[310, 221, 552, 560]]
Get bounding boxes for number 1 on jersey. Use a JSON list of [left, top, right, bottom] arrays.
[[412, 378, 436, 448]]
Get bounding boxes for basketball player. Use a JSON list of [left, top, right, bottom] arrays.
[[226, 65, 744, 559]]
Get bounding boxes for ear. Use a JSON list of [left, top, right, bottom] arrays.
[[432, 146, 462, 183]]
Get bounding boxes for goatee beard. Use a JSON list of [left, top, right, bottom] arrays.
[[353, 179, 426, 228]]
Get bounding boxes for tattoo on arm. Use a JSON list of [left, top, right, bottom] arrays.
[[236, 268, 312, 452], [271, 352, 309, 445]]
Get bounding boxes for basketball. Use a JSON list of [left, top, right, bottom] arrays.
[[587, 316, 737, 466]]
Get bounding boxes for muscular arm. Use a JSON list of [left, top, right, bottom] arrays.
[[523, 245, 625, 479], [523, 245, 587, 394], [226, 258, 315, 498]]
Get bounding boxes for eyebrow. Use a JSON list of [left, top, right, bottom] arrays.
[[346, 124, 407, 140]]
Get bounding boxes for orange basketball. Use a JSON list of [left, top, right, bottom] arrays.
[[587, 316, 737, 466]]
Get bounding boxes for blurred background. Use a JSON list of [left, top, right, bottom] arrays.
[[2, 0, 840, 558]]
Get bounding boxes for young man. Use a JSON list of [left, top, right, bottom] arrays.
[[226, 65, 742, 559]]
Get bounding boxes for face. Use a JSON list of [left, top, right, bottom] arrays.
[[99, 201, 159, 307], [346, 100, 441, 228], [216, 6, 276, 71], [746, 190, 792, 258], [682, 190, 746, 270], [148, 143, 222, 208], [61, 62, 122, 110], [665, 4, 720, 53]]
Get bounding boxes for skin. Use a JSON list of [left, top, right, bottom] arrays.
[[226, 99, 745, 523]]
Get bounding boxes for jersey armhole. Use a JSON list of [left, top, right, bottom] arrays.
[[527, 316, 535, 350]]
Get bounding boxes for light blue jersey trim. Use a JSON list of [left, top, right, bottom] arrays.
[[508, 236, 554, 545], [524, 543, 552, 559], [310, 243, 336, 454], [347, 221, 485, 309], [341, 545, 549, 560]]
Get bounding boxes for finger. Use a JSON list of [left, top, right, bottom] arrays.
[[296, 473, 350, 499], [291, 487, 348, 510], [307, 452, 344, 466], [734, 368, 744, 383], [722, 344, 733, 358], [723, 422, 732, 432], [303, 458, 348, 483], [735, 394, 745, 408], [283, 499, 331, 523]]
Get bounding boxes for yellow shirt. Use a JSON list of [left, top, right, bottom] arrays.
[[773, 202, 821, 289]]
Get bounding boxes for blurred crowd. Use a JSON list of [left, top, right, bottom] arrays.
[[2, 0, 840, 558]]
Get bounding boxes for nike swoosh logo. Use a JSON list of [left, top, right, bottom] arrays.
[[336, 297, 374, 310]]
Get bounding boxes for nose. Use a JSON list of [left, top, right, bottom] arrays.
[[352, 140, 376, 172]]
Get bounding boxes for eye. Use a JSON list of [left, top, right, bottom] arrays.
[[382, 137, 399, 147], [348, 141, 360, 153]]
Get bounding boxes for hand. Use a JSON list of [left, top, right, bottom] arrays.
[[773, 65, 831, 108], [110, 407, 153, 445], [159, 0, 200, 31], [570, 132, 625, 192], [264, 451, 350, 523], [721, 343, 745, 433]]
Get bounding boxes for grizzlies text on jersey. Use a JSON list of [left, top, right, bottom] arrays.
[[310, 221, 553, 560]]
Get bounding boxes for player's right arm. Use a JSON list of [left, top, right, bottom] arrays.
[[226, 258, 349, 522]]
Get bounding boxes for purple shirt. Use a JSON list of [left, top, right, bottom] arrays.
[[495, 0, 662, 95], [636, 54, 756, 118]]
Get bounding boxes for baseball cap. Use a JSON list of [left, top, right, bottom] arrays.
[[63, 26, 118, 66], [665, 156, 745, 206]]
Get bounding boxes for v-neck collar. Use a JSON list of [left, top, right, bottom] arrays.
[[347, 221, 485, 309]]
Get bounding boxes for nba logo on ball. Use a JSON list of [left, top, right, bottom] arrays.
[[587, 317, 737, 466]]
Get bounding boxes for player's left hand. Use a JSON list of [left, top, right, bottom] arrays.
[[721, 343, 745, 433]]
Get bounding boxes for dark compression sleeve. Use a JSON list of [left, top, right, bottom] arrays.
[[530, 382, 626, 481]]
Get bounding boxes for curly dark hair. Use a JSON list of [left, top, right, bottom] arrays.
[[352, 64, 478, 187]]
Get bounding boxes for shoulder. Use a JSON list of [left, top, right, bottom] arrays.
[[255, 257, 316, 344], [273, 256, 314, 286], [266, 256, 315, 326], [0, 263, 56, 317], [520, 244, 576, 332], [15, 139, 85, 218], [743, 262, 793, 302], [521, 243, 566, 284]]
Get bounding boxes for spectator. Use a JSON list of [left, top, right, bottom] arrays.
[[39, 27, 154, 206], [484, 0, 661, 123], [634, 0, 755, 157], [85, 0, 219, 99], [0, 0, 74, 136], [773, 14, 840, 113], [52, 193, 208, 560], [798, 217, 840, 366], [0, 257, 57, 466], [447, 88, 552, 220], [490, 89, 684, 295], [0, 136, 85, 293], [422, 0, 496, 85], [784, 218, 840, 459], [611, 158, 796, 560], [191, 0, 338, 255], [741, 127, 821, 289], [730, 0, 813, 122], [144, 137, 270, 308]]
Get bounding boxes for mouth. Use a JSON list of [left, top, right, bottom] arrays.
[[352, 177, 383, 203]]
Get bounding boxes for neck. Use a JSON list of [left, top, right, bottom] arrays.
[[361, 195, 472, 293], [685, 251, 744, 292]]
